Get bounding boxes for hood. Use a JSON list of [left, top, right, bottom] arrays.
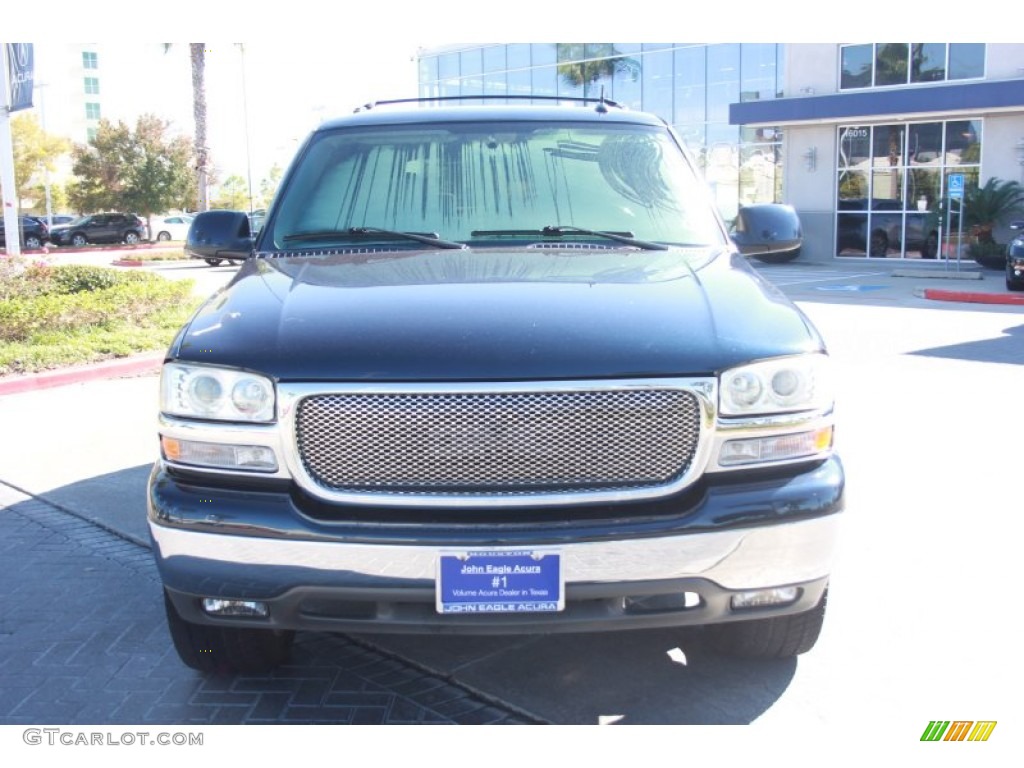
[[171, 248, 823, 382]]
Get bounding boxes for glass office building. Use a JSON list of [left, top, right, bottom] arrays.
[[417, 44, 786, 223], [418, 43, 1024, 262]]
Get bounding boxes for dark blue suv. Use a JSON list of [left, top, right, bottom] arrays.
[[152, 99, 844, 673]]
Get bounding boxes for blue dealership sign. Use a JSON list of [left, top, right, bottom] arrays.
[[6, 43, 34, 113]]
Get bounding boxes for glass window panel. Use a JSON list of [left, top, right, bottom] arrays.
[[871, 169, 903, 207], [840, 44, 872, 89], [911, 44, 945, 83], [908, 123, 942, 165], [776, 45, 786, 97], [838, 170, 869, 203], [483, 70, 507, 97], [706, 44, 739, 124], [531, 65, 557, 100], [739, 144, 779, 205], [642, 43, 674, 52], [642, 49, 674, 122], [437, 53, 459, 86], [483, 46, 505, 75], [85, 102, 101, 120], [82, 51, 98, 69], [944, 120, 982, 165], [84, 77, 99, 95], [532, 44, 556, 68], [673, 123, 705, 153], [903, 213, 939, 258], [418, 56, 438, 86], [838, 126, 870, 168], [558, 43, 585, 64], [837, 213, 868, 256], [673, 46, 705, 125], [508, 68, 532, 99], [875, 44, 909, 86], [949, 43, 984, 80], [460, 49, 483, 77], [507, 44, 530, 71], [612, 54, 642, 108], [740, 43, 777, 102], [872, 124, 905, 168], [907, 168, 941, 212], [868, 213, 902, 256]]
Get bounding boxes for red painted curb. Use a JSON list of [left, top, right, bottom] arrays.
[[111, 259, 145, 267], [0, 353, 164, 397], [922, 288, 1024, 306]]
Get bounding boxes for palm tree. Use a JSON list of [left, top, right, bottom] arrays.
[[963, 177, 1024, 244], [190, 43, 210, 212], [555, 44, 640, 97], [163, 44, 210, 211]]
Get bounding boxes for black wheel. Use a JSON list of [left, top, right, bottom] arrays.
[[71, 233, 88, 247], [868, 230, 888, 258], [157, 231, 171, 242], [24, 235, 42, 249], [922, 232, 938, 260], [204, 258, 224, 267], [753, 246, 801, 264], [163, 591, 294, 674], [706, 588, 828, 659], [124, 231, 140, 245]]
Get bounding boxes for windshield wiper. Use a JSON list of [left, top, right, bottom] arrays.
[[283, 227, 466, 250], [470, 226, 668, 251]]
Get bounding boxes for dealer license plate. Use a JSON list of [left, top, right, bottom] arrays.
[[436, 550, 564, 614]]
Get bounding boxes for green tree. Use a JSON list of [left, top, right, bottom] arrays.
[[68, 115, 196, 216], [10, 113, 71, 208], [211, 174, 250, 210], [555, 44, 640, 96], [258, 163, 283, 209]]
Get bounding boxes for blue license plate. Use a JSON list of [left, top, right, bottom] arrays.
[[436, 550, 564, 614]]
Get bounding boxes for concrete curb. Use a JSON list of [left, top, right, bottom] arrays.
[[917, 287, 1024, 306], [0, 352, 164, 397]]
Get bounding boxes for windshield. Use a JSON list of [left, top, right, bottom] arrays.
[[266, 120, 726, 251]]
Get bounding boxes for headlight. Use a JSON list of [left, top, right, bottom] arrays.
[[161, 363, 275, 422], [720, 354, 832, 416]]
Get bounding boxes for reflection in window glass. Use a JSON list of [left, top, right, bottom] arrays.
[[872, 125, 905, 168], [911, 43, 945, 82], [418, 57, 438, 88], [875, 44, 909, 86], [739, 144, 779, 206], [706, 44, 739, 124], [871, 169, 903, 207], [838, 126, 870, 168], [870, 213, 902, 256], [840, 44, 872, 89], [740, 43, 777, 102], [508, 68, 531, 99], [945, 120, 982, 164], [531, 65, 557, 100], [438, 54, 459, 93], [506, 44, 531, 71], [837, 214, 868, 255], [908, 123, 942, 165], [613, 51, 642, 109], [483, 46, 506, 75], [907, 168, 941, 212], [642, 49, 674, 122], [838, 171, 869, 202], [674, 46, 705, 126], [532, 44, 556, 68], [949, 43, 984, 80]]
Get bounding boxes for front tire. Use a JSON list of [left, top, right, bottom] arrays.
[[25, 235, 42, 249], [163, 591, 294, 674], [71, 233, 88, 248], [706, 588, 828, 659], [157, 231, 171, 242], [124, 231, 140, 245], [204, 258, 224, 267]]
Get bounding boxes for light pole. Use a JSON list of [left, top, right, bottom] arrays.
[[236, 43, 254, 214]]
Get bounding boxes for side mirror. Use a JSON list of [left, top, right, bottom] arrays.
[[185, 211, 254, 261], [730, 203, 803, 264]]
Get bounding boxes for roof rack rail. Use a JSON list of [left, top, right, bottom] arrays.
[[353, 94, 623, 114]]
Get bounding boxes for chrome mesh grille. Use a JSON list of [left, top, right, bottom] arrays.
[[294, 389, 701, 496]]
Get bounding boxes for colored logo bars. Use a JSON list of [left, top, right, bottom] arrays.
[[921, 721, 997, 742]]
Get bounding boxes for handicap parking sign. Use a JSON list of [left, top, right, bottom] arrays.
[[948, 173, 965, 199]]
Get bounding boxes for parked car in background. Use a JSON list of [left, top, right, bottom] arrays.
[[837, 198, 939, 259], [49, 213, 147, 247], [150, 214, 195, 242], [0, 216, 49, 249], [729, 203, 802, 263], [1006, 221, 1024, 291]]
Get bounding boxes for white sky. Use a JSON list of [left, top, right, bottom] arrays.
[[10, 1, 1009, 194]]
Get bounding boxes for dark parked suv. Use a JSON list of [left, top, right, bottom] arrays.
[[153, 98, 844, 673], [49, 213, 147, 247], [0, 215, 49, 249]]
